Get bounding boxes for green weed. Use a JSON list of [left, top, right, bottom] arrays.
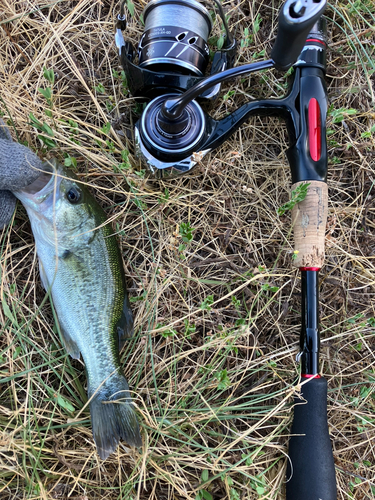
[[277, 182, 310, 216]]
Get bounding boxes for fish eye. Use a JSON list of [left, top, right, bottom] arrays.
[[66, 187, 82, 204]]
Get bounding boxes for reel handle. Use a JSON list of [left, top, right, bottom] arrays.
[[271, 0, 327, 70], [286, 377, 336, 500]]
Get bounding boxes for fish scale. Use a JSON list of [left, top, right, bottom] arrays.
[[13, 161, 142, 459]]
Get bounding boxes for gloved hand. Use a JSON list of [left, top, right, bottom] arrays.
[[0, 120, 43, 229]]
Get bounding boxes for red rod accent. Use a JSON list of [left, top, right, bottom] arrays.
[[308, 98, 322, 162], [300, 267, 321, 272], [306, 38, 326, 46], [302, 374, 321, 379]]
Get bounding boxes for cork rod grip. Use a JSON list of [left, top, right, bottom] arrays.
[[291, 181, 328, 269]]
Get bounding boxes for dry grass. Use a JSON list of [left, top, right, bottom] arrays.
[[0, 0, 375, 499]]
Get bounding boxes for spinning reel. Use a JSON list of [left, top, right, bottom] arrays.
[[115, 0, 327, 178]]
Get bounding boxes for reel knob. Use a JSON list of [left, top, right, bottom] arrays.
[[156, 107, 191, 135]]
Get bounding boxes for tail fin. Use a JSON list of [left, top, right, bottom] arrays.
[[89, 374, 142, 460]]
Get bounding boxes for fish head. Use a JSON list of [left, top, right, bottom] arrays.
[[13, 160, 103, 249]]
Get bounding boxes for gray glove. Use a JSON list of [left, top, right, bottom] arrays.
[[0, 120, 43, 229]]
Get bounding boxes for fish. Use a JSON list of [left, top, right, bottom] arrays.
[[13, 160, 142, 459]]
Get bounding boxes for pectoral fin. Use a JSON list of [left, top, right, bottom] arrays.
[[117, 294, 134, 351]]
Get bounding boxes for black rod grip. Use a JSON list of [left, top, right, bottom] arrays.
[[286, 377, 336, 500], [271, 0, 327, 71]]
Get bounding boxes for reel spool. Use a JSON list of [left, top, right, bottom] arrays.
[[138, 0, 212, 76], [115, 0, 236, 98]]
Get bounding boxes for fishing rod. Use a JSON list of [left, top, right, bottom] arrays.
[[115, 0, 337, 497]]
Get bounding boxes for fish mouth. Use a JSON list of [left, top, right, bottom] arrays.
[[22, 171, 53, 195], [14, 159, 62, 205]]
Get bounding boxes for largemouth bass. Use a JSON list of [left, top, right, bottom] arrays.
[[13, 160, 141, 459]]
